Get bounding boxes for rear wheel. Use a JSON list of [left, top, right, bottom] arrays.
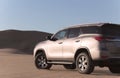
[[108, 65, 120, 73], [63, 64, 76, 69], [35, 53, 52, 69], [76, 53, 94, 74]]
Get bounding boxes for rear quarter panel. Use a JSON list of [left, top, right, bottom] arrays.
[[79, 34, 101, 60]]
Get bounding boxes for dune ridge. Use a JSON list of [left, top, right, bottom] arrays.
[[0, 30, 52, 54]]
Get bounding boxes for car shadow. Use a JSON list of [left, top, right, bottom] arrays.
[[49, 66, 120, 76], [92, 69, 120, 76]]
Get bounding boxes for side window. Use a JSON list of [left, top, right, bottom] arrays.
[[81, 26, 100, 34], [68, 28, 80, 38], [52, 30, 67, 40]]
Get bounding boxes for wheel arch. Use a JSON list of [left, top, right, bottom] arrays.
[[74, 48, 92, 62], [35, 49, 46, 57]]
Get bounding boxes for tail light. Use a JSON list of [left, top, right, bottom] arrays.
[[95, 36, 115, 41], [94, 36, 105, 41]]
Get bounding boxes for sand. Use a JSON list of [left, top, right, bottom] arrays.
[[0, 51, 120, 78]]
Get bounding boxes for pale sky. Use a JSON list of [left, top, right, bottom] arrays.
[[0, 0, 120, 33]]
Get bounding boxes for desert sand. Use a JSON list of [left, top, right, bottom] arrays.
[[0, 30, 120, 78], [0, 50, 120, 78]]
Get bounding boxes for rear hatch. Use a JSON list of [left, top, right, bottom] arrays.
[[102, 24, 120, 57]]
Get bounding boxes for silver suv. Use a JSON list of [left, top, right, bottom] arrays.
[[33, 23, 120, 74]]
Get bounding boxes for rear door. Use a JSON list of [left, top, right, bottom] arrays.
[[102, 24, 120, 57], [62, 27, 81, 61]]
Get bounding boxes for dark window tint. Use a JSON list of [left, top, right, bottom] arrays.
[[68, 28, 80, 38], [52, 30, 67, 40], [102, 24, 120, 37], [81, 26, 101, 34]]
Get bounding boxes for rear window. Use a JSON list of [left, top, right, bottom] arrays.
[[68, 28, 80, 38], [102, 24, 120, 37], [81, 26, 101, 34]]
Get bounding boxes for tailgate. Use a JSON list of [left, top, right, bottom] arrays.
[[102, 24, 120, 56]]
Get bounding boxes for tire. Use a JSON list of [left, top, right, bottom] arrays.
[[35, 53, 52, 69], [108, 65, 120, 73], [76, 53, 94, 74], [63, 64, 76, 69]]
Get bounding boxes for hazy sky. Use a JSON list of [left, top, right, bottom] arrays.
[[0, 0, 120, 33]]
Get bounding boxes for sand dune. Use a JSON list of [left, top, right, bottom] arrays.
[[0, 30, 52, 54]]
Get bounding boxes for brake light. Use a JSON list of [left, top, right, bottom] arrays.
[[95, 36, 115, 41], [94, 36, 104, 41]]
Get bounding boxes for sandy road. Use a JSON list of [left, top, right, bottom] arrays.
[[0, 51, 120, 78]]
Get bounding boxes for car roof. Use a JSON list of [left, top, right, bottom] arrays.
[[57, 23, 120, 32], [64, 23, 120, 29]]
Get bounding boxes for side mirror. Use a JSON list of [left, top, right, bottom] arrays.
[[46, 36, 58, 41], [46, 36, 52, 40]]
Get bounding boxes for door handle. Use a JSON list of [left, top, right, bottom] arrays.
[[58, 42, 63, 44], [75, 40, 80, 42]]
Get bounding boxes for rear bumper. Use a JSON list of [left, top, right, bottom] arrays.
[[108, 58, 120, 65], [94, 58, 120, 66]]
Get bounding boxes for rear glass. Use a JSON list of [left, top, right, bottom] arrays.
[[102, 24, 120, 37], [81, 26, 101, 34]]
